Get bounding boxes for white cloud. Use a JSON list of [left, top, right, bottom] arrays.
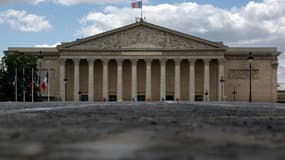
[[52, 0, 124, 6], [77, 6, 136, 36], [34, 42, 61, 47], [0, 0, 127, 5], [78, 0, 285, 40], [77, 0, 285, 82], [0, 9, 52, 32]]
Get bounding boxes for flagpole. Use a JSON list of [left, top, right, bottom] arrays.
[[141, 0, 143, 20], [38, 69, 41, 101], [32, 68, 34, 102], [47, 68, 50, 102], [15, 68, 17, 102], [23, 67, 25, 102]]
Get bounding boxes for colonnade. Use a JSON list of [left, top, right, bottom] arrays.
[[59, 58, 225, 102]]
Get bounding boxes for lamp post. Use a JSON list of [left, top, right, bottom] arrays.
[[205, 89, 208, 102], [220, 76, 224, 101], [232, 87, 237, 102], [64, 78, 68, 101], [248, 52, 254, 102], [38, 51, 43, 101]]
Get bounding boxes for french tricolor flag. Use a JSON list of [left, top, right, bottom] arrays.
[[40, 71, 48, 91], [131, 1, 142, 8]]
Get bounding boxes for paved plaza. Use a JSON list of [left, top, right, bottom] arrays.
[[0, 102, 285, 160]]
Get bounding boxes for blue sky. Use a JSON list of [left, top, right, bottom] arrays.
[[0, 0, 264, 51], [1, 0, 285, 81]]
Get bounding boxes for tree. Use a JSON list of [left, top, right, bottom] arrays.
[[0, 60, 10, 101], [0, 53, 38, 101]]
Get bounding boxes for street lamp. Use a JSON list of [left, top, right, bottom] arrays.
[[232, 87, 237, 102], [205, 89, 208, 102], [38, 50, 43, 101], [220, 76, 225, 101], [248, 51, 254, 102]]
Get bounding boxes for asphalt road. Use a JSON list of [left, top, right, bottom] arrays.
[[0, 101, 285, 160]]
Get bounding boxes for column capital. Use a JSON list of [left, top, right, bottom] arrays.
[[145, 58, 153, 65], [59, 58, 66, 64], [160, 58, 167, 65], [218, 58, 225, 65], [174, 58, 181, 65], [116, 59, 124, 65], [131, 59, 138, 64], [102, 59, 109, 65], [203, 59, 211, 65], [72, 59, 80, 65], [87, 58, 95, 63], [188, 58, 197, 64]]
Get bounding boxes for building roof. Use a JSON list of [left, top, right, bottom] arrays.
[[7, 47, 57, 53], [227, 48, 280, 56], [4, 47, 59, 57]]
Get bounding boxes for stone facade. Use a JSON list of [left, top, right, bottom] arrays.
[[5, 21, 281, 102]]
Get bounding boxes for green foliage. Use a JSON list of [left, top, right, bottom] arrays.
[[0, 53, 38, 101], [0, 64, 10, 101]]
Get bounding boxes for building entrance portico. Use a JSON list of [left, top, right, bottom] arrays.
[[59, 56, 225, 102]]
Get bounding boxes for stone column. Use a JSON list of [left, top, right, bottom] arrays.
[[102, 59, 109, 101], [59, 58, 66, 101], [218, 59, 225, 101], [131, 59, 138, 101], [117, 59, 123, 101], [189, 59, 196, 101], [73, 59, 80, 101], [203, 59, 211, 102], [145, 59, 152, 101], [175, 59, 181, 100], [88, 58, 95, 102], [160, 59, 166, 101]]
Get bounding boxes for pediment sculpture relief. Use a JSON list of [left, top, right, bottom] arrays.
[[69, 26, 215, 49]]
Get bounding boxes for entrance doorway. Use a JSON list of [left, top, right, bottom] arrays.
[[137, 95, 145, 101], [166, 95, 174, 101], [109, 95, 117, 102]]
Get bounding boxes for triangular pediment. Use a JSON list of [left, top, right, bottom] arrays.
[[59, 21, 225, 50]]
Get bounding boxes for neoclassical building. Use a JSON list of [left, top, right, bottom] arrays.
[[5, 21, 280, 102]]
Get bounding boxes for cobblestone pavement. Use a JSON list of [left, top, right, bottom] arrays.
[[0, 101, 285, 160]]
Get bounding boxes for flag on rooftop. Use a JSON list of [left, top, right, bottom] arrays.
[[131, 1, 142, 8]]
